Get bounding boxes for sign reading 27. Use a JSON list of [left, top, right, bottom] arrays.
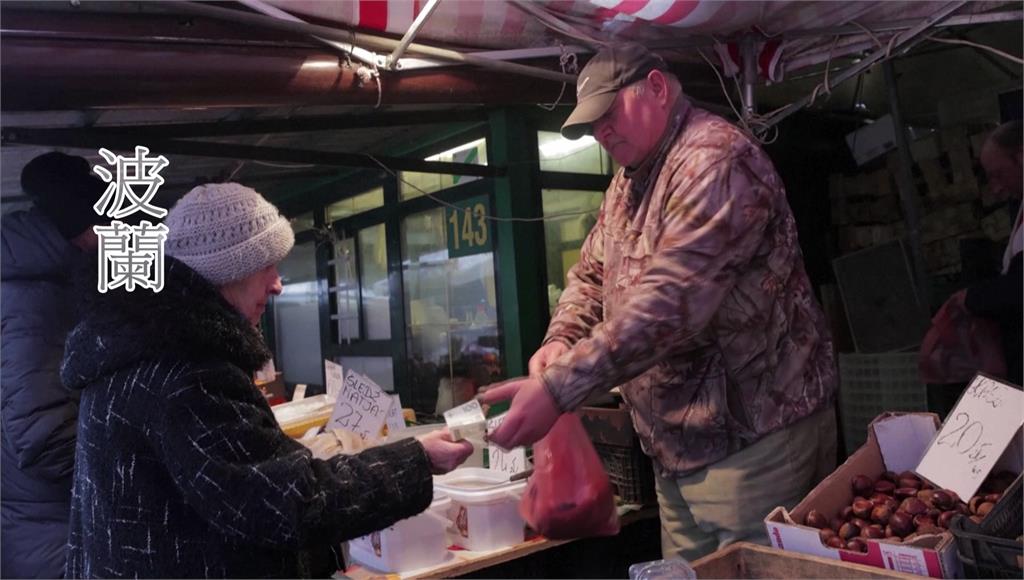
[[445, 195, 492, 258]]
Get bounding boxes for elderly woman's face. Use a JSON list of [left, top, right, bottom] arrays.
[[219, 264, 284, 326]]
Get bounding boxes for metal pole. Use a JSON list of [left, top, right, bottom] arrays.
[[388, 0, 443, 70], [741, 35, 758, 122], [883, 59, 932, 310], [761, 1, 967, 130]]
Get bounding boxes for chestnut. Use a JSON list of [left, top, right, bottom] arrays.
[[830, 517, 845, 533], [806, 509, 829, 529], [869, 492, 891, 506], [852, 498, 874, 519], [970, 515, 984, 525], [881, 471, 899, 483], [894, 487, 919, 500], [914, 515, 936, 529], [840, 506, 854, 521], [938, 510, 956, 528], [839, 522, 861, 540], [846, 538, 868, 553], [889, 511, 914, 537], [871, 504, 893, 525], [931, 490, 955, 510], [917, 489, 935, 503], [899, 477, 922, 490], [874, 480, 897, 495], [851, 517, 872, 531], [977, 502, 995, 517], [862, 524, 886, 539], [984, 493, 1002, 504], [820, 528, 837, 543], [917, 522, 942, 535], [852, 474, 875, 496], [920, 481, 935, 491], [968, 496, 985, 515], [827, 535, 846, 549], [900, 497, 928, 516], [885, 524, 899, 538]]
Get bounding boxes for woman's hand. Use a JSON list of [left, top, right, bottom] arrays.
[[416, 428, 474, 474]]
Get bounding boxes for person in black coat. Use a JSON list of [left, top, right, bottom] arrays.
[[972, 120, 1023, 385], [61, 183, 472, 578], [2, 152, 109, 579]]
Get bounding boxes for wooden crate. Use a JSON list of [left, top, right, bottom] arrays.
[[691, 543, 922, 579]]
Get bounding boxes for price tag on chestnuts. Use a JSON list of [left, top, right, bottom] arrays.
[[916, 374, 1024, 500]]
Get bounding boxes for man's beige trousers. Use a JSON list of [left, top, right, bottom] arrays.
[[655, 408, 837, 562]]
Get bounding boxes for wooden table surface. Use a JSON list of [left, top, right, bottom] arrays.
[[342, 506, 659, 580]]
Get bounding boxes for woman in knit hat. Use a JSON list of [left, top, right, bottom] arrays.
[[60, 183, 472, 578]]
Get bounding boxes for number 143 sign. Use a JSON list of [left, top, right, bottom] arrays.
[[445, 195, 492, 258]]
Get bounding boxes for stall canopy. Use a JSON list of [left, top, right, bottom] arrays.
[[266, 0, 1013, 82]]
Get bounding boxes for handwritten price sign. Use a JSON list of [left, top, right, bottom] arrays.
[[385, 394, 406, 435], [916, 374, 1024, 500], [487, 414, 529, 478], [327, 370, 391, 441], [324, 360, 344, 400]]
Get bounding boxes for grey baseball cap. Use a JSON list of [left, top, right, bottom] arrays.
[[561, 43, 667, 140]]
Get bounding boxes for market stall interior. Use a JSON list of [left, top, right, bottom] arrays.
[[1, 0, 1021, 578]]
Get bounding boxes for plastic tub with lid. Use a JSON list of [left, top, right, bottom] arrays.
[[347, 492, 452, 573], [271, 394, 334, 438], [433, 467, 527, 552]]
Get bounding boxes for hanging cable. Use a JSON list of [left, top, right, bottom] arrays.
[[538, 44, 579, 111], [926, 35, 1024, 65]]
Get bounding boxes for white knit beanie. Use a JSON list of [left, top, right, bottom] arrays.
[[165, 183, 295, 285]]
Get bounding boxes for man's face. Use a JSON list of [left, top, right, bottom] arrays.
[[980, 141, 1023, 202], [219, 263, 284, 326], [591, 74, 668, 168]]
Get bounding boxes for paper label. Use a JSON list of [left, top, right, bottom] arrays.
[[292, 383, 307, 401], [486, 414, 528, 477], [324, 360, 344, 400], [385, 394, 406, 435], [327, 370, 390, 441], [916, 374, 1024, 499], [256, 358, 276, 383]]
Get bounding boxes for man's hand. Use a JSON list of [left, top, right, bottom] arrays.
[[416, 428, 474, 474], [477, 376, 561, 450], [528, 342, 569, 377]]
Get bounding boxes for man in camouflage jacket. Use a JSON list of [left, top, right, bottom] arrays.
[[485, 43, 838, 560]]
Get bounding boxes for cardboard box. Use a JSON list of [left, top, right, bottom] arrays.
[[765, 413, 961, 578]]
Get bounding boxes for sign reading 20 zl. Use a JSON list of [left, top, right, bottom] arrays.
[[445, 195, 492, 258]]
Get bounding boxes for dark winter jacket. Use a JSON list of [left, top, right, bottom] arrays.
[[1, 209, 82, 579], [965, 252, 1023, 385], [61, 256, 434, 578]]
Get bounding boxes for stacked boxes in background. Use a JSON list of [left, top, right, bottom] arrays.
[[830, 125, 1010, 274]]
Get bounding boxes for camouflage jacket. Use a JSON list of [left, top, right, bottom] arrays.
[[541, 99, 837, 477]]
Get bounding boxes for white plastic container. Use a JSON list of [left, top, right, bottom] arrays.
[[347, 493, 452, 573], [271, 394, 334, 438], [433, 467, 527, 552]]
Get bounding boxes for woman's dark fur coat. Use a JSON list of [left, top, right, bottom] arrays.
[[61, 257, 433, 578]]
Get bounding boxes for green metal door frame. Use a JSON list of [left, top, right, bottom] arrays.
[[489, 108, 549, 378]]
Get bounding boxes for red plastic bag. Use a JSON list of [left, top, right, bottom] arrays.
[[919, 290, 1006, 383], [519, 413, 620, 539]]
